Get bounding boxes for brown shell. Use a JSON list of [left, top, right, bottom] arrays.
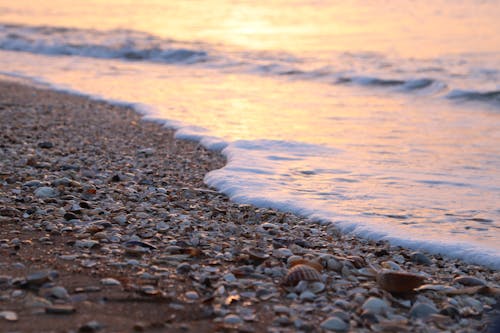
[[377, 270, 425, 293], [282, 264, 322, 286], [288, 259, 323, 272]]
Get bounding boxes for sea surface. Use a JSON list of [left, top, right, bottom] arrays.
[[1, 0, 499, 268]]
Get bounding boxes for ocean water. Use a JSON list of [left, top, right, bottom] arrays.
[[1, 0, 499, 268]]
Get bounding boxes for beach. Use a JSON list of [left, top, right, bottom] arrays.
[[0, 79, 499, 332]]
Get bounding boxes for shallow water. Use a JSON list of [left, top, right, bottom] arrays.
[[1, 0, 499, 268]]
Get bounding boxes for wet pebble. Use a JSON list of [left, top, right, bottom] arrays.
[[410, 252, 432, 265], [185, 291, 199, 300], [320, 316, 349, 332], [453, 276, 486, 287], [38, 141, 54, 149], [78, 320, 103, 333], [362, 297, 389, 315], [45, 304, 76, 314], [409, 302, 438, 319], [100, 278, 121, 286], [224, 314, 242, 325], [34, 186, 58, 198], [48, 286, 70, 299]]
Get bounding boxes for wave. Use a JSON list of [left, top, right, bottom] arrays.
[[1, 23, 499, 109], [447, 89, 500, 104], [0, 24, 209, 64], [335, 76, 444, 92]]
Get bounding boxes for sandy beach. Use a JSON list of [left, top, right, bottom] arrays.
[[0, 79, 499, 332]]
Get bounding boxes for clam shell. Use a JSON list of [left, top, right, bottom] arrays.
[[282, 264, 322, 286], [377, 270, 425, 293], [288, 259, 323, 272]]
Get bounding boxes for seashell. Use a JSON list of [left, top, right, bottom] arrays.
[[377, 270, 425, 293], [288, 259, 323, 272], [282, 264, 322, 286]]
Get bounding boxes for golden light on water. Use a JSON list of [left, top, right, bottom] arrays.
[[1, 0, 499, 57]]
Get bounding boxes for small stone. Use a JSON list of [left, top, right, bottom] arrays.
[[275, 248, 293, 257], [100, 278, 121, 286], [27, 270, 57, 286], [49, 286, 70, 299], [176, 262, 191, 274], [185, 291, 199, 300], [45, 305, 76, 314], [38, 141, 54, 149], [25, 296, 52, 308], [75, 240, 99, 249], [381, 261, 402, 271], [453, 276, 486, 287], [309, 281, 325, 293], [463, 296, 483, 312], [392, 254, 405, 264], [64, 212, 79, 221], [224, 314, 242, 325], [78, 320, 103, 332], [299, 290, 316, 301], [23, 180, 42, 187], [0, 311, 18, 321], [223, 273, 237, 282], [362, 297, 389, 315], [326, 258, 343, 271], [410, 252, 432, 265], [34, 186, 58, 198], [320, 317, 349, 332], [137, 148, 155, 157], [409, 302, 438, 319], [110, 174, 122, 182], [273, 305, 291, 314]]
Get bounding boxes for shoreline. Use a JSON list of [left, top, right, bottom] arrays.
[[0, 79, 498, 332]]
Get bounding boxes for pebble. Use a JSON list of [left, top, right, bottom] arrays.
[[75, 240, 99, 248], [223, 273, 237, 282], [38, 141, 54, 149], [25, 296, 52, 308], [78, 320, 103, 333], [309, 281, 326, 293], [0, 311, 18, 321], [320, 316, 349, 332], [48, 286, 70, 299], [453, 276, 486, 286], [176, 262, 191, 274], [45, 305, 76, 314], [34, 186, 58, 198], [410, 252, 433, 265], [27, 270, 56, 286], [224, 314, 243, 325], [185, 291, 199, 300], [100, 278, 121, 286], [137, 148, 155, 156], [299, 290, 316, 301], [275, 248, 293, 257], [362, 297, 389, 315], [409, 302, 439, 319]]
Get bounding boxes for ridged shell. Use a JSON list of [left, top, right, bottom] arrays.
[[377, 270, 425, 293], [288, 259, 323, 272], [282, 264, 322, 286]]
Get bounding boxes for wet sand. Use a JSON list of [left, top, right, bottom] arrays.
[[0, 79, 498, 332]]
